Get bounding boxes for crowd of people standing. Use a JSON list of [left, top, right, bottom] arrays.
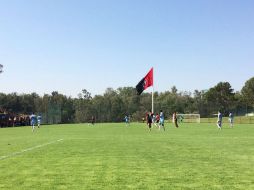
[[0, 108, 42, 129], [0, 108, 31, 127]]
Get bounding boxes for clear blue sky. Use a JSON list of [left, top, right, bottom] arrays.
[[0, 0, 253, 97]]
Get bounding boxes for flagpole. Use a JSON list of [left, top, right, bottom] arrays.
[[152, 67, 154, 114], [152, 85, 154, 114]]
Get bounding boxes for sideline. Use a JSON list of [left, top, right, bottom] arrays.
[[0, 139, 63, 160]]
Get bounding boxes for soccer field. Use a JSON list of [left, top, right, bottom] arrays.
[[0, 123, 254, 190]]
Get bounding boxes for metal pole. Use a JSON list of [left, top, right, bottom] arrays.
[[152, 87, 154, 113]]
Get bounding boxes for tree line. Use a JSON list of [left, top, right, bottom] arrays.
[[0, 77, 253, 124], [0, 64, 3, 73]]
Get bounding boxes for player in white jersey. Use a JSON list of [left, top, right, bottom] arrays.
[[30, 113, 37, 132], [217, 111, 222, 130], [228, 112, 234, 128], [37, 115, 42, 128], [158, 110, 165, 131]]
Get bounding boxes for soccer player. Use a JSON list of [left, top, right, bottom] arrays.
[[30, 112, 37, 132], [159, 110, 165, 131], [179, 115, 184, 123], [173, 112, 179, 128], [229, 112, 234, 128], [145, 112, 149, 125], [152, 113, 155, 125], [37, 115, 42, 128], [217, 111, 222, 130], [155, 113, 160, 128], [147, 111, 153, 131], [91, 116, 95, 125], [124, 115, 130, 127]]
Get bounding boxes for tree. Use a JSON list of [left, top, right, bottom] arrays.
[[2, 78, 253, 123], [117, 87, 139, 115], [92, 95, 106, 122], [75, 89, 92, 123], [241, 77, 254, 107], [171, 86, 178, 95], [193, 90, 208, 117], [78, 89, 92, 100], [233, 91, 247, 116], [205, 82, 235, 114]]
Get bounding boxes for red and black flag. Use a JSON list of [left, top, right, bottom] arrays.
[[136, 68, 153, 95]]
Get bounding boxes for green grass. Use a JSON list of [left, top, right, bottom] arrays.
[[201, 116, 254, 124], [0, 123, 254, 190]]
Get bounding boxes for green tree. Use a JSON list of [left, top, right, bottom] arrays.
[[75, 89, 92, 123], [171, 86, 178, 95], [204, 82, 235, 114], [193, 90, 208, 117], [241, 77, 254, 107], [233, 91, 247, 116]]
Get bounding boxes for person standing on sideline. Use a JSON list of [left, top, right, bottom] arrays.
[[217, 111, 223, 130], [159, 110, 165, 131], [229, 112, 234, 128], [173, 112, 179, 128], [30, 112, 37, 132]]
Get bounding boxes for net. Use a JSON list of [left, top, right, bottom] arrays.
[[177, 114, 200, 123]]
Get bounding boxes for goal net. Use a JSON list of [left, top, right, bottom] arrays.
[[177, 114, 200, 123]]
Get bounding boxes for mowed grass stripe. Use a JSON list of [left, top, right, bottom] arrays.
[[0, 123, 254, 190], [0, 139, 63, 160]]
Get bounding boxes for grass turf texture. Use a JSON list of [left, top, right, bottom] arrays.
[[0, 123, 254, 190]]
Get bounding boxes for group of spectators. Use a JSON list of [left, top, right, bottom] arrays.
[[0, 108, 31, 128]]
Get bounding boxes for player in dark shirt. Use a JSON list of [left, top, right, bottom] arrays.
[[173, 112, 179, 128], [147, 111, 153, 131], [91, 116, 95, 125]]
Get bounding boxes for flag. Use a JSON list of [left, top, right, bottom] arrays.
[[136, 68, 153, 95]]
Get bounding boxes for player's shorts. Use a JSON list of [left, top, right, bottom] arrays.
[[147, 118, 152, 123], [38, 120, 41, 124], [31, 121, 36, 126], [159, 119, 164, 125], [229, 118, 233, 123], [156, 120, 159, 123]]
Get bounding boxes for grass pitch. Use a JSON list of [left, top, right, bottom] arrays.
[[0, 123, 254, 190]]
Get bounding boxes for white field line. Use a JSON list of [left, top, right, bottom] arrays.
[[0, 139, 63, 160]]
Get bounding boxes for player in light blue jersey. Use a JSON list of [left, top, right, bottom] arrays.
[[37, 115, 42, 128], [217, 111, 222, 130], [30, 113, 37, 132], [159, 110, 165, 131], [124, 115, 130, 127]]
